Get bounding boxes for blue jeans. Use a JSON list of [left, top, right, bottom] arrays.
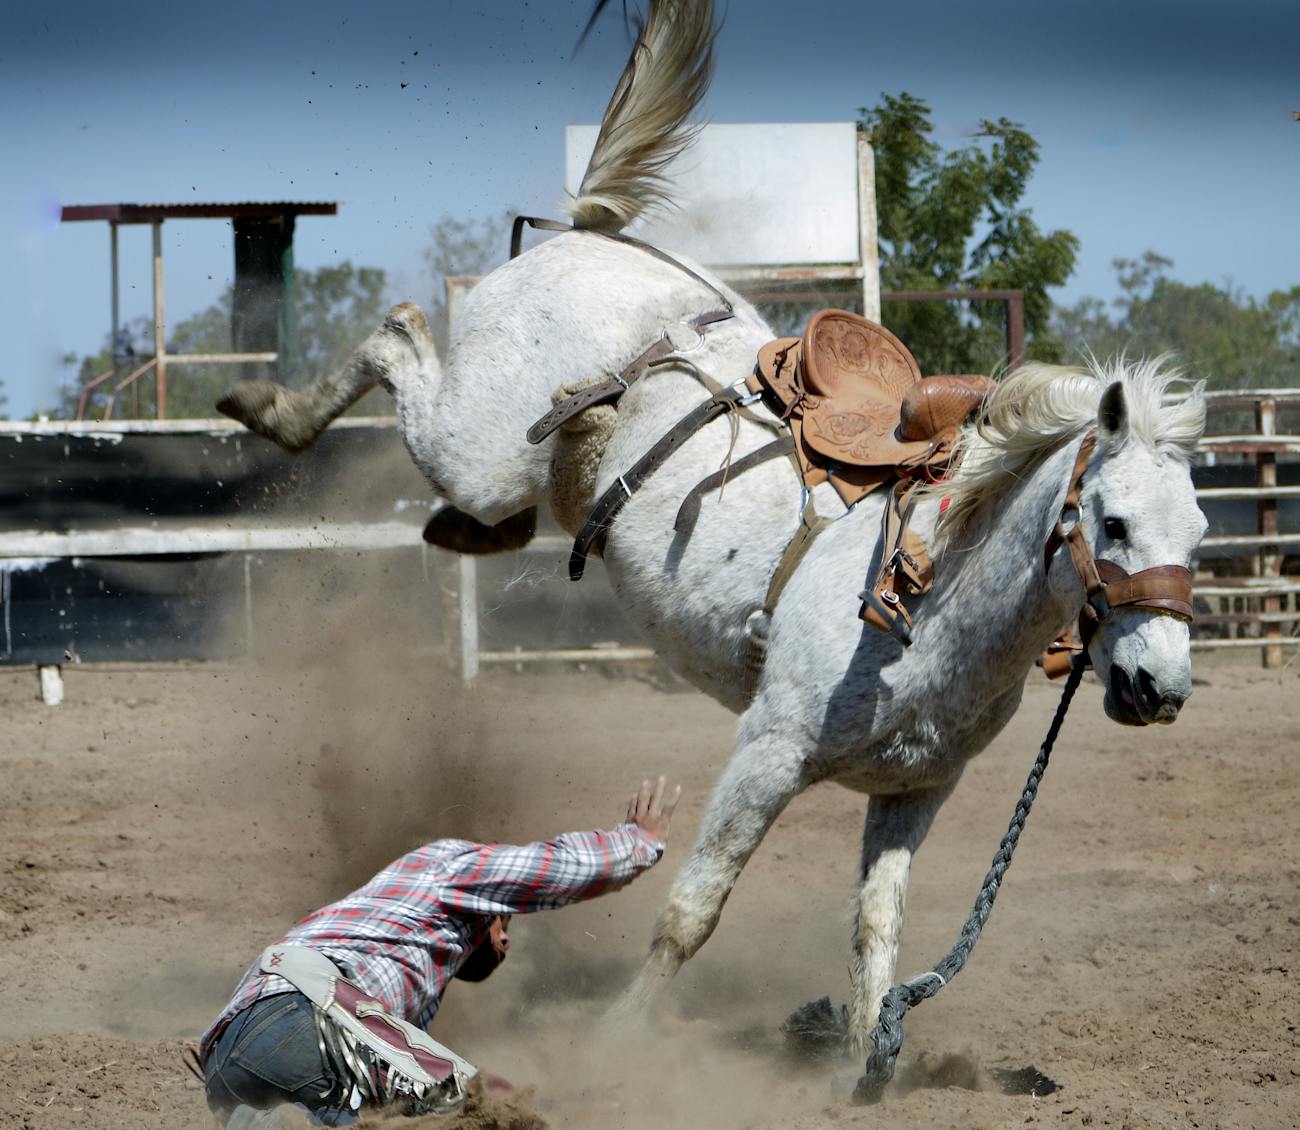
[[204, 992, 355, 1127]]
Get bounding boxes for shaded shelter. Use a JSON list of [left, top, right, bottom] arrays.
[[61, 201, 339, 417]]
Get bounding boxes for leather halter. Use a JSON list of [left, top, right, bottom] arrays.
[[1045, 430, 1194, 652]]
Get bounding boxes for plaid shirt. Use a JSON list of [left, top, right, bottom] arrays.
[[202, 824, 662, 1054]]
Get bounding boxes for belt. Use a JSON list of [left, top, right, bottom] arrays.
[[257, 946, 474, 1113]]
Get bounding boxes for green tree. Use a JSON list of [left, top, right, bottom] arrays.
[[1053, 252, 1300, 390], [860, 92, 1080, 374], [56, 262, 390, 419], [290, 263, 390, 388], [55, 316, 153, 420], [421, 213, 512, 355]]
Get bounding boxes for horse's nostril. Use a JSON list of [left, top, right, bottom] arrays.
[[1136, 666, 1161, 713]]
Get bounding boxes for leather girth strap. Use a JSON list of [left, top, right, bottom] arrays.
[[741, 496, 831, 699], [570, 386, 756, 580], [858, 480, 935, 646], [674, 436, 796, 537], [739, 472, 937, 698], [528, 308, 734, 444]]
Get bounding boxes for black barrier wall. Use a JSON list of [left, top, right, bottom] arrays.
[[1, 421, 1291, 667], [0, 422, 429, 664], [0, 421, 641, 666]]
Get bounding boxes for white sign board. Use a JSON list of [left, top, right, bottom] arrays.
[[564, 122, 861, 268]]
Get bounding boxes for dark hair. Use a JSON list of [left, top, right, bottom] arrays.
[[453, 937, 503, 983]]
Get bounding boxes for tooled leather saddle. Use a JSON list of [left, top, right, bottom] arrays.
[[748, 309, 994, 507], [738, 309, 995, 647]]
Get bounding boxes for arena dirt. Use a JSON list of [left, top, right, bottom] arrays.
[[2, 576, 1298, 1129]]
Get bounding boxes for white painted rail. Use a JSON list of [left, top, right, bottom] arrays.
[[0, 523, 425, 558]]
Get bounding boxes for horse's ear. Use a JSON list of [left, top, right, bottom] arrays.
[[1098, 381, 1129, 445]]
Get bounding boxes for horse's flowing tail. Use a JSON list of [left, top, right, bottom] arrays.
[[566, 0, 718, 234], [217, 1, 718, 457]]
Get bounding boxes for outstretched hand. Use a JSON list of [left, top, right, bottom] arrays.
[[625, 776, 682, 844]]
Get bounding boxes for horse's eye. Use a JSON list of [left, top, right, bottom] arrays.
[[1103, 517, 1128, 541]]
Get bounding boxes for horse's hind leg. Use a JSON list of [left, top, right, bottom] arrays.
[[847, 781, 958, 1057], [216, 302, 433, 453], [219, 303, 538, 550], [616, 721, 810, 1015]]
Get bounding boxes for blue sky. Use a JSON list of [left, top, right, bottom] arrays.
[[2, 0, 1296, 418]]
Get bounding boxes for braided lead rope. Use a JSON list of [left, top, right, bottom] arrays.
[[852, 659, 1086, 1105]]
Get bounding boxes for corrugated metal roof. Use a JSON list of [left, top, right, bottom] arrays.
[[61, 202, 340, 223]]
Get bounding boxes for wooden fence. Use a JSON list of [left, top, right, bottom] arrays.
[[2, 389, 1294, 700], [1191, 389, 1300, 667]]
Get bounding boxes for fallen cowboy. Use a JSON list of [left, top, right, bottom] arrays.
[[193, 777, 682, 1127]]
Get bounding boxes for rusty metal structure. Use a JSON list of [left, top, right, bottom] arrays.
[[61, 201, 338, 419]]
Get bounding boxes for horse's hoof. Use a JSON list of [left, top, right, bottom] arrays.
[[384, 302, 433, 343], [422, 506, 537, 554], [216, 382, 316, 453], [781, 996, 849, 1063], [215, 380, 278, 427]]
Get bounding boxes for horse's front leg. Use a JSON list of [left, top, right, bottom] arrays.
[[615, 724, 810, 1015], [848, 780, 959, 1058]]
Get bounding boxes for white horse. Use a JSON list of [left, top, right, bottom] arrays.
[[219, 0, 1207, 1062]]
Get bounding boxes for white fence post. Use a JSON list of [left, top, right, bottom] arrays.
[[38, 664, 64, 706], [458, 555, 479, 683], [858, 132, 881, 322]]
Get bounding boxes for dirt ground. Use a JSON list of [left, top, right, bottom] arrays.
[[2, 616, 1298, 1128]]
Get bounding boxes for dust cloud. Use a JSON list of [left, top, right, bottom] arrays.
[[184, 440, 852, 1130], [210, 437, 536, 894]]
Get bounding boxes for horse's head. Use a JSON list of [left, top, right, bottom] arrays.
[[1079, 380, 1207, 726]]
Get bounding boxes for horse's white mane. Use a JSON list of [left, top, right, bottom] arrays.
[[935, 356, 1206, 547]]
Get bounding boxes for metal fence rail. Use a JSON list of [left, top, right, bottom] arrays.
[[1192, 390, 1299, 667]]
